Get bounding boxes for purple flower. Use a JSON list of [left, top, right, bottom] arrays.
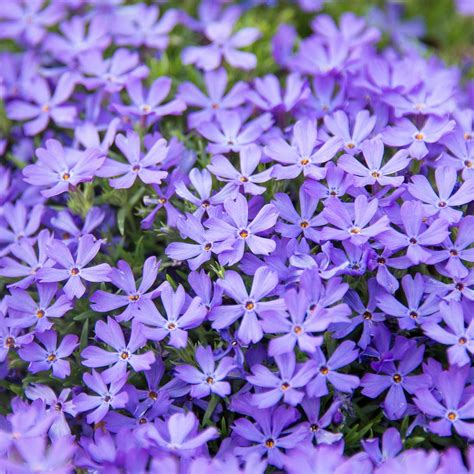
[[382, 116, 455, 159], [25, 384, 76, 439], [232, 402, 306, 469], [274, 189, 325, 242], [198, 110, 273, 154], [51, 208, 105, 242], [112, 77, 186, 125], [265, 118, 342, 180], [247, 351, 316, 408], [82, 317, 155, 383], [79, 48, 149, 93], [38, 234, 111, 299], [18, 330, 78, 379], [0, 313, 34, 362], [23, 140, 105, 198], [442, 130, 474, 180], [97, 131, 168, 189], [362, 427, 402, 465], [140, 412, 218, 453], [90, 256, 161, 322], [113, 4, 179, 49], [178, 68, 248, 129], [338, 138, 410, 187], [376, 273, 440, 330], [307, 341, 360, 397], [408, 166, 474, 224], [210, 266, 285, 344], [182, 20, 261, 71], [7, 73, 76, 135], [166, 213, 234, 270], [6, 283, 72, 332], [430, 215, 474, 278], [261, 287, 348, 356], [175, 345, 235, 398], [135, 283, 206, 348], [301, 397, 342, 445], [414, 365, 474, 439], [0, 201, 43, 253], [74, 369, 128, 424], [247, 73, 309, 114], [324, 110, 377, 154], [208, 144, 272, 195], [378, 201, 450, 265], [321, 195, 390, 245], [175, 168, 237, 219], [423, 300, 474, 366], [361, 341, 431, 420], [205, 193, 279, 266]]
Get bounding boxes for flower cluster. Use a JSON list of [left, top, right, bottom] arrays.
[[0, 0, 473, 472]]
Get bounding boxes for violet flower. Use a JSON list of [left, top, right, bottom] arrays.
[[19, 330, 78, 379], [97, 131, 169, 189], [90, 256, 161, 322], [82, 317, 155, 383], [175, 345, 235, 398], [38, 234, 111, 299], [74, 370, 128, 424], [210, 266, 285, 344], [247, 351, 317, 408]]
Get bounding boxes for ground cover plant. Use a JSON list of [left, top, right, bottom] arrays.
[[0, 0, 474, 472]]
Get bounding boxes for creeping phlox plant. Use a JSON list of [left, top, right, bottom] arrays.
[[0, 0, 474, 472]]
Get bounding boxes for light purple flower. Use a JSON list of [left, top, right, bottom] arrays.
[[19, 330, 78, 379], [38, 234, 111, 299], [175, 345, 235, 398], [82, 317, 155, 383]]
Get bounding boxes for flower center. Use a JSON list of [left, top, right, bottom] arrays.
[[310, 423, 319, 432], [371, 170, 381, 178], [447, 411, 457, 421], [346, 142, 355, 149], [103, 395, 112, 403], [438, 201, 447, 208], [414, 133, 425, 141], [463, 132, 472, 141], [139, 417, 147, 424], [120, 351, 130, 360], [158, 197, 167, 204], [455, 283, 464, 291], [320, 366, 329, 375], [36, 309, 45, 319], [167, 322, 177, 331], [350, 226, 361, 235], [300, 158, 310, 166], [211, 103, 219, 110], [265, 438, 275, 448], [62, 172, 71, 181], [377, 257, 386, 265], [70, 267, 80, 276], [206, 376, 215, 385], [47, 353, 57, 362], [414, 103, 425, 111], [5, 336, 15, 348], [239, 229, 249, 239], [464, 160, 473, 168], [458, 337, 467, 345], [128, 294, 140, 302], [450, 249, 459, 256], [281, 382, 291, 391], [132, 164, 141, 173], [141, 104, 152, 113], [363, 311, 372, 320], [55, 403, 62, 411], [409, 237, 418, 245], [245, 301, 255, 311], [201, 200, 210, 208], [239, 176, 249, 183], [300, 220, 310, 229], [149, 391, 158, 400], [392, 373, 402, 383], [203, 242, 212, 251], [409, 311, 418, 320], [41, 104, 50, 113], [293, 325, 303, 335]]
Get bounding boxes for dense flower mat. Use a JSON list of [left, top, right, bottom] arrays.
[[0, 0, 474, 472]]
